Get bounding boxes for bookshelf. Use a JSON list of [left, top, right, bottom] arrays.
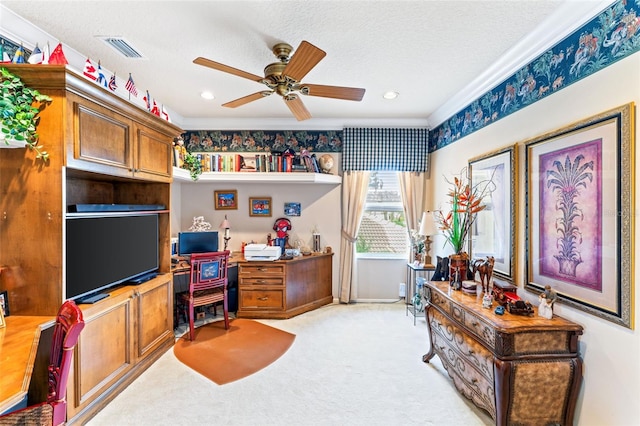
[[172, 167, 342, 184]]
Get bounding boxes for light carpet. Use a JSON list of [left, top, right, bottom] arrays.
[[173, 318, 296, 385], [86, 302, 493, 426]]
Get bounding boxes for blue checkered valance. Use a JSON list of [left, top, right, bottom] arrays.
[[342, 128, 429, 172]]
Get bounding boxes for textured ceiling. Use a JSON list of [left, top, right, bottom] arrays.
[[0, 0, 612, 128]]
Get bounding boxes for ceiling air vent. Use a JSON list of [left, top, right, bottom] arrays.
[[98, 36, 145, 59]]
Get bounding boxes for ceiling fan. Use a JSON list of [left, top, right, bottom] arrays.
[[193, 40, 366, 121]]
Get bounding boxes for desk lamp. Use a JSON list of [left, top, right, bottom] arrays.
[[419, 211, 438, 266], [220, 215, 231, 251]]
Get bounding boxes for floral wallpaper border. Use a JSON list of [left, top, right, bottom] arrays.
[[429, 0, 640, 152], [181, 130, 344, 153]]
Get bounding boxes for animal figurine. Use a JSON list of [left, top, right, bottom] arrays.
[[472, 256, 495, 294]]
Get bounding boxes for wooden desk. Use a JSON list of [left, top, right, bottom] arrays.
[[0, 316, 54, 414], [236, 253, 333, 319]]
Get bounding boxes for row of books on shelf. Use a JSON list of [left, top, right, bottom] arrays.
[[184, 152, 322, 173]]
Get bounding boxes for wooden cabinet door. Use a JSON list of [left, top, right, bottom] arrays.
[[67, 290, 135, 418], [131, 124, 173, 182], [66, 93, 134, 178], [135, 275, 173, 359]]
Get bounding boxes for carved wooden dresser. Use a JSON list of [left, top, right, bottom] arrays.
[[423, 280, 583, 426]]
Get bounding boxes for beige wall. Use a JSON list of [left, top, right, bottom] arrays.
[[172, 178, 342, 297], [428, 52, 640, 425]]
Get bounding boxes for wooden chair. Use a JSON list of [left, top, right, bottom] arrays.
[[178, 250, 230, 340], [0, 300, 85, 426]]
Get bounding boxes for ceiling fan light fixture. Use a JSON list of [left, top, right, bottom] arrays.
[[383, 91, 399, 100], [200, 91, 215, 100]]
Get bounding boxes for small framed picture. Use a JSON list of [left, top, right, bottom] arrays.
[[0, 306, 4, 328], [284, 202, 301, 217], [214, 190, 238, 210], [0, 290, 8, 317], [249, 197, 272, 217]]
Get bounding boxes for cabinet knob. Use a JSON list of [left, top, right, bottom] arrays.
[[471, 378, 478, 384], [471, 321, 479, 326], [468, 349, 475, 355]]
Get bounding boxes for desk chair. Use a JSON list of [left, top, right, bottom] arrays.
[[177, 251, 230, 340], [0, 300, 85, 426]]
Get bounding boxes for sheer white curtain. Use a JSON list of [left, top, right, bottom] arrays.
[[399, 172, 426, 259], [338, 171, 370, 303]]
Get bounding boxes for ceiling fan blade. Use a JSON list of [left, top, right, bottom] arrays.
[[222, 91, 272, 108], [300, 84, 366, 101], [193, 57, 264, 82], [284, 94, 312, 121], [282, 41, 326, 82]]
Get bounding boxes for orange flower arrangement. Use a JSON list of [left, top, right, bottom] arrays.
[[435, 168, 494, 254]]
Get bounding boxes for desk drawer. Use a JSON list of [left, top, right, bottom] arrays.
[[239, 289, 284, 310], [239, 263, 285, 276], [240, 276, 284, 286]]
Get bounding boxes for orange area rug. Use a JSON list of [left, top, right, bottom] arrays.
[[173, 318, 295, 385]]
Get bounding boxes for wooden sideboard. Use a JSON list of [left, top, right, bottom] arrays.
[[237, 253, 333, 319], [423, 280, 583, 426]]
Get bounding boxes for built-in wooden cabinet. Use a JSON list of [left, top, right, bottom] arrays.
[[237, 253, 333, 319], [66, 275, 172, 422], [67, 93, 173, 182], [0, 65, 182, 425]]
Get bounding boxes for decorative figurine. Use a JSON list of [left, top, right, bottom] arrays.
[[472, 256, 495, 294], [482, 292, 493, 309], [189, 216, 211, 232], [538, 285, 558, 319]]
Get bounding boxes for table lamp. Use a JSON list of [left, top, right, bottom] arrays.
[[220, 215, 231, 251], [418, 211, 438, 266]]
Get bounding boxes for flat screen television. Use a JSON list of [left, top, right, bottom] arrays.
[[66, 214, 159, 302], [178, 231, 219, 256]]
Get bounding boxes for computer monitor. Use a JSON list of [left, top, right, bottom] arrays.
[[177, 231, 219, 256]]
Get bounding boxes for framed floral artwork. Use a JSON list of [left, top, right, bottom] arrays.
[[214, 190, 238, 210], [469, 144, 517, 283], [249, 197, 272, 217], [525, 103, 634, 328]]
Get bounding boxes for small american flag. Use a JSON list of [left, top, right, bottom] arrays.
[[125, 73, 138, 97]]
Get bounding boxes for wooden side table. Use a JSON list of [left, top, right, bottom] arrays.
[[405, 262, 435, 325]]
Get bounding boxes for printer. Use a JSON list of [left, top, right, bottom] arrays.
[[244, 244, 282, 261]]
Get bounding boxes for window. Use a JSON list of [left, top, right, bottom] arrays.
[[356, 171, 409, 257]]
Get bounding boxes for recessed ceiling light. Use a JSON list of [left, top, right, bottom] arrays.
[[383, 91, 399, 100], [201, 91, 215, 100]]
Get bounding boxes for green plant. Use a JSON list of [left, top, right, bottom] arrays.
[[0, 67, 52, 161], [182, 152, 202, 181]]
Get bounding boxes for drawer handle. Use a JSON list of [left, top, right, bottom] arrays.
[[468, 349, 475, 355], [471, 321, 479, 326], [257, 268, 268, 272], [438, 345, 446, 351], [257, 296, 269, 301], [256, 280, 267, 284], [471, 378, 478, 384]]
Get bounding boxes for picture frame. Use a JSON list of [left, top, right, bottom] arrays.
[[0, 304, 4, 328], [284, 202, 301, 217], [468, 144, 517, 283], [249, 197, 272, 217], [214, 190, 238, 210], [0, 290, 8, 317], [525, 103, 634, 328]]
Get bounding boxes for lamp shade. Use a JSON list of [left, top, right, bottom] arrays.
[[219, 215, 231, 229], [418, 211, 437, 236]]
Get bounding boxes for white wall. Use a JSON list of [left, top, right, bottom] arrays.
[[428, 52, 640, 425]]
